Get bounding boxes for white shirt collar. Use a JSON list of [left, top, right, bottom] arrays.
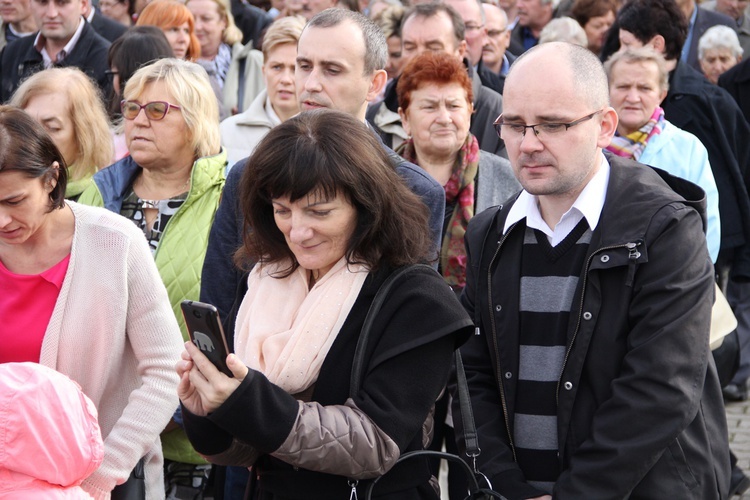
[[34, 17, 85, 68], [503, 153, 610, 246]]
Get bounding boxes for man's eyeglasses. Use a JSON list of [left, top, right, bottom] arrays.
[[121, 100, 182, 121], [464, 23, 485, 32], [486, 28, 508, 38], [494, 109, 603, 139]]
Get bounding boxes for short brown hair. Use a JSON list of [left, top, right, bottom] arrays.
[[236, 109, 433, 275], [0, 106, 68, 210], [397, 51, 473, 112], [571, 0, 617, 28]]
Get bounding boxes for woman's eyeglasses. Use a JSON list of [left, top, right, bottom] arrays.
[[121, 100, 182, 121]]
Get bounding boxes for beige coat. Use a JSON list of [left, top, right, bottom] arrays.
[[40, 202, 184, 500]]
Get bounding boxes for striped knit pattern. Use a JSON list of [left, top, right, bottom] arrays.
[[514, 219, 591, 493]]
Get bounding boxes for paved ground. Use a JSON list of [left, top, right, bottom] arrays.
[[727, 398, 750, 498]]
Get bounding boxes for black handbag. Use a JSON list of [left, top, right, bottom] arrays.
[[111, 458, 146, 500], [348, 265, 506, 500]]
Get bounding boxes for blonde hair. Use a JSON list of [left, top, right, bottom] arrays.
[[136, 0, 202, 60], [10, 68, 114, 181], [124, 58, 221, 158], [187, 0, 244, 45], [261, 16, 306, 61]]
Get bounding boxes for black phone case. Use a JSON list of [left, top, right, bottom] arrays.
[[180, 300, 233, 377]]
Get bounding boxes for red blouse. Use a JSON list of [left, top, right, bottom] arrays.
[[0, 254, 70, 363]]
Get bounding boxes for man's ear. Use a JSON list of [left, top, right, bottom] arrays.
[[597, 107, 619, 148], [457, 40, 468, 60], [648, 34, 667, 55], [366, 69, 388, 103]]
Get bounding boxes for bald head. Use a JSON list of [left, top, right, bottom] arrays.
[[508, 42, 610, 110]]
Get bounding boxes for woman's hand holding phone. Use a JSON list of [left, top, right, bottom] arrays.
[[177, 341, 249, 416]]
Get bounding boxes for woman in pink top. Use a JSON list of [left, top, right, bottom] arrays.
[[0, 106, 184, 499]]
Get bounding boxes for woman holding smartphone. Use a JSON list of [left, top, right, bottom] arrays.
[[177, 110, 474, 499], [0, 106, 183, 499]]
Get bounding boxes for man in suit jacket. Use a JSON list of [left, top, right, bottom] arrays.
[[675, 0, 734, 70], [85, 2, 126, 42]]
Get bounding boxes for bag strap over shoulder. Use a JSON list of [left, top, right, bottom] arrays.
[[349, 264, 501, 499], [349, 264, 433, 398]]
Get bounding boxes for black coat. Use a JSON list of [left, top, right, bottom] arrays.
[[89, 8, 127, 43], [719, 56, 750, 124], [231, 0, 272, 50], [0, 20, 111, 102], [662, 62, 750, 278], [456, 156, 730, 499], [185, 265, 473, 499]]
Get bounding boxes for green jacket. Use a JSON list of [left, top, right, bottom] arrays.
[[79, 151, 227, 465]]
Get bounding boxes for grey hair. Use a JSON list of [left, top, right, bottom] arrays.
[[509, 41, 610, 108], [603, 47, 670, 93], [538, 17, 587, 46], [541, 0, 562, 9], [306, 8, 388, 74], [698, 25, 743, 60]]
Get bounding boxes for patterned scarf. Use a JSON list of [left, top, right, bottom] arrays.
[[397, 134, 480, 288], [606, 106, 666, 161]]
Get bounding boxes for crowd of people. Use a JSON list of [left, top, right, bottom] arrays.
[[1, 0, 749, 498]]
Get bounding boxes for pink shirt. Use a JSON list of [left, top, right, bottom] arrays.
[[0, 255, 70, 363]]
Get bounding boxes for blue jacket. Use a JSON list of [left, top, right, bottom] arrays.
[[639, 120, 721, 262]]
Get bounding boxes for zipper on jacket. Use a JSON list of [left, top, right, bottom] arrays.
[[555, 241, 641, 405], [152, 169, 196, 258], [487, 224, 517, 462]]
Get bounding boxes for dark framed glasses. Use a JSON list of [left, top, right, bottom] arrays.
[[120, 100, 181, 121]]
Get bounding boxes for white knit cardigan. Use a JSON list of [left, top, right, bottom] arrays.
[[39, 202, 184, 499]]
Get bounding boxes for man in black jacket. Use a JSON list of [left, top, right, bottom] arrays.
[[457, 41, 730, 499], [0, 0, 110, 102]]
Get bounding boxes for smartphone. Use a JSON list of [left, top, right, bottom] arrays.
[[180, 300, 233, 377]]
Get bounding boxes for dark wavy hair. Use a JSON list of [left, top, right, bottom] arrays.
[[617, 0, 687, 62], [0, 106, 68, 210], [235, 109, 433, 276], [397, 51, 473, 113]]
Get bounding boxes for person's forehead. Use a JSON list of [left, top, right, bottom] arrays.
[[503, 54, 579, 115], [403, 12, 455, 40], [299, 22, 366, 56], [484, 5, 506, 29], [445, 0, 482, 22], [610, 59, 660, 82], [32, 0, 84, 8], [297, 22, 365, 67]]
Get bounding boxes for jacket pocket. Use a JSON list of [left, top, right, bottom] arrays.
[[666, 438, 699, 491]]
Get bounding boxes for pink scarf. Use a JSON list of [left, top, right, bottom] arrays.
[[234, 258, 369, 394]]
